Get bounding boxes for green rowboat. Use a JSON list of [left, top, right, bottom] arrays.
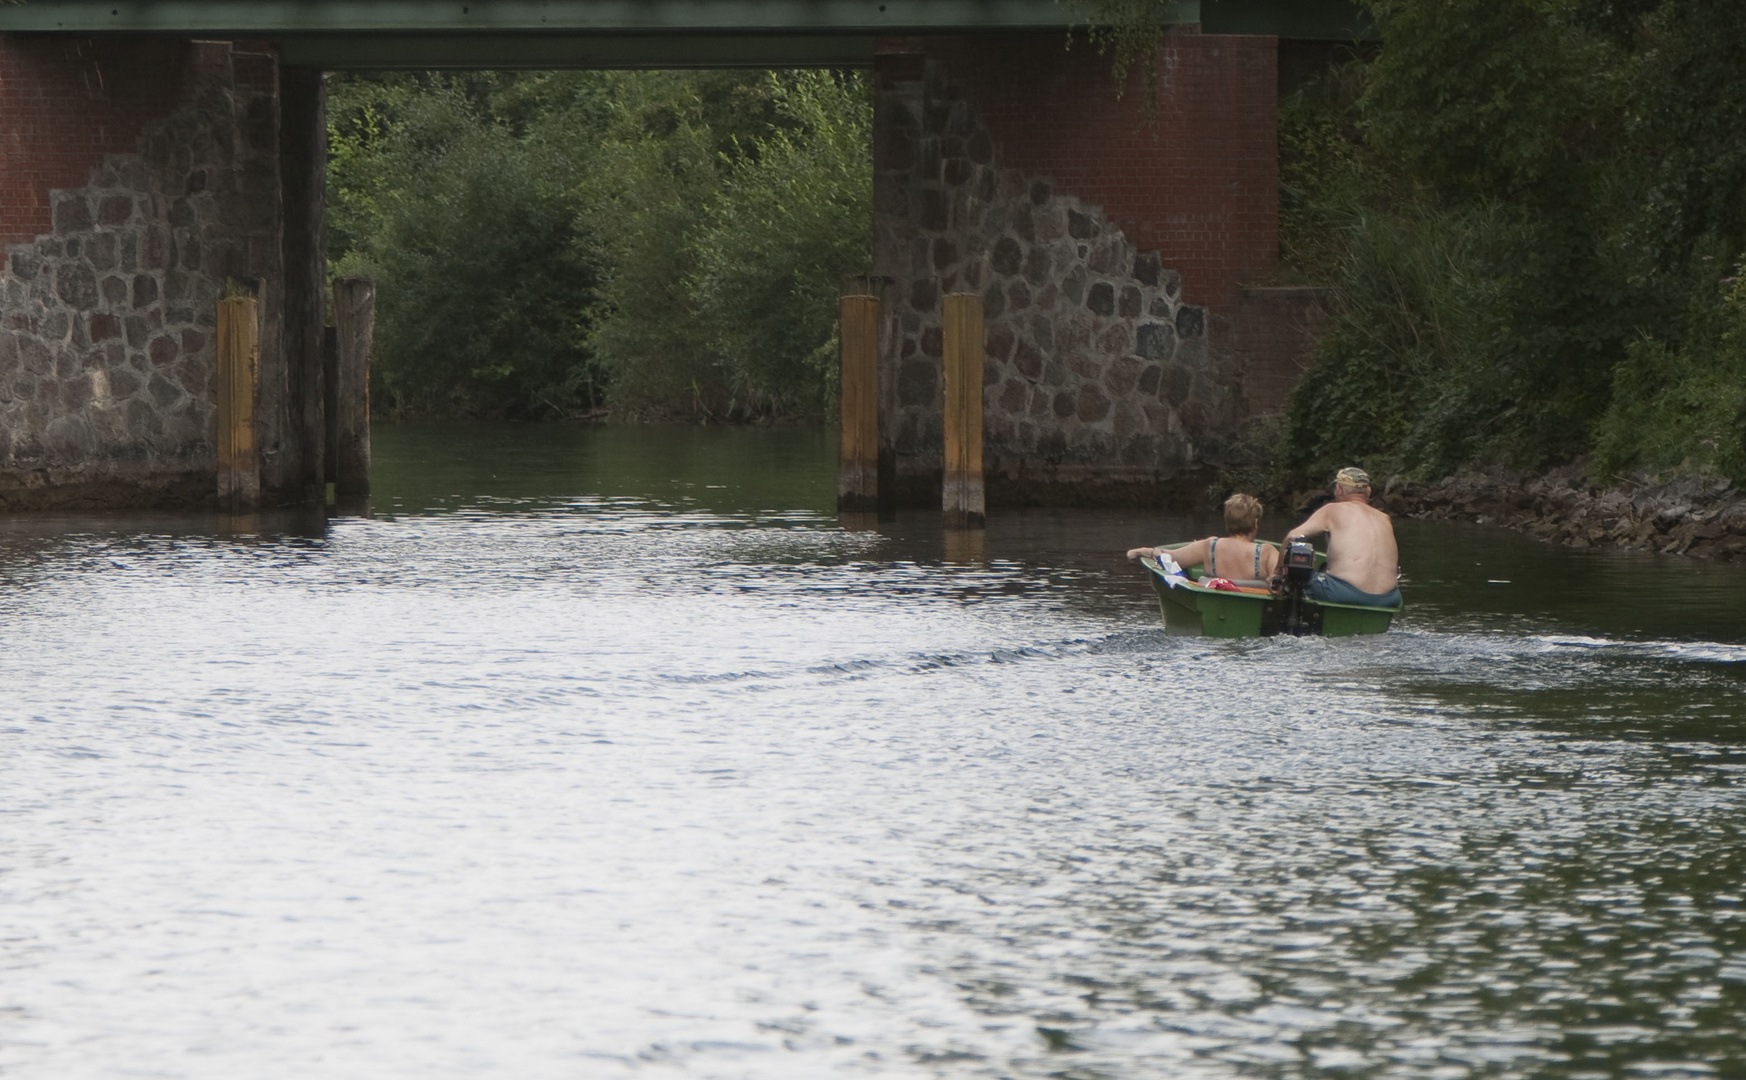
[[1140, 543, 1400, 638]]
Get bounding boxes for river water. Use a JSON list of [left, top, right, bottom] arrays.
[[3, 423, 1745, 1079]]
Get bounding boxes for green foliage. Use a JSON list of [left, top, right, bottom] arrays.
[[692, 72, 873, 416], [1612, 0, 1746, 272], [327, 73, 605, 418], [1277, 55, 1383, 280], [1287, 202, 1515, 478], [1594, 275, 1746, 482], [582, 71, 872, 420], [578, 71, 799, 416], [1361, 0, 1618, 205], [1058, 0, 1182, 109], [326, 69, 873, 422], [1274, 0, 1746, 486]]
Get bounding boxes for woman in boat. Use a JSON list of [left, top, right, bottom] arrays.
[[1126, 493, 1281, 585]]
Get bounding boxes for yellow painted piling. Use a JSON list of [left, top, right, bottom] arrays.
[[215, 296, 259, 509], [838, 284, 880, 513], [941, 291, 985, 528]]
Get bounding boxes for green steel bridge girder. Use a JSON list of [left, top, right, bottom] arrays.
[[0, 1, 1374, 69]]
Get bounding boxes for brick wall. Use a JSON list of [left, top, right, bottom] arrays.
[[928, 30, 1279, 313], [0, 38, 210, 249]]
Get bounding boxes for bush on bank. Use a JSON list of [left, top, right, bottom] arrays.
[[1594, 278, 1746, 485], [1273, 0, 1746, 488], [327, 74, 605, 419], [691, 73, 872, 418], [326, 70, 872, 422]]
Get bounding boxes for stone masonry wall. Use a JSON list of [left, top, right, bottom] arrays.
[[0, 37, 286, 508], [875, 46, 1250, 506]]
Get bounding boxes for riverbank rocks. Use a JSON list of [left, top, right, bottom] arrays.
[[875, 53, 1240, 503], [1371, 467, 1746, 562]]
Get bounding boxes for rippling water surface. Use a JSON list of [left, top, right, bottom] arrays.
[[4, 423, 1746, 1079]]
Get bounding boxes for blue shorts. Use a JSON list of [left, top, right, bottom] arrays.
[[1306, 571, 1401, 608]]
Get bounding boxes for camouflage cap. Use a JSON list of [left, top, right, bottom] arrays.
[[1334, 466, 1371, 490]]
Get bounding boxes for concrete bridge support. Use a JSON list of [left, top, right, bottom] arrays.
[[0, 37, 325, 509]]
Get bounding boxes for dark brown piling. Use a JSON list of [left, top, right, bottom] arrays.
[[332, 277, 376, 502], [838, 279, 881, 514], [321, 324, 338, 496]]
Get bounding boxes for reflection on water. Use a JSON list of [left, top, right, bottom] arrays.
[[1, 421, 1744, 1079], [371, 420, 841, 519]]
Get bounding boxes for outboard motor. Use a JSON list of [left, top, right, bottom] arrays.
[[1280, 538, 1322, 636], [1284, 539, 1317, 587]]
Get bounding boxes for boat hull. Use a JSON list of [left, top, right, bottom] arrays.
[[1142, 554, 1399, 638]]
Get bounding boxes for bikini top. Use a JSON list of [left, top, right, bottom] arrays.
[[1207, 536, 1262, 580]]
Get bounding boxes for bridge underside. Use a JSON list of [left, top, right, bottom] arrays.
[[2, 0, 1370, 68], [0, 0, 1368, 38], [0, 1, 1364, 509]]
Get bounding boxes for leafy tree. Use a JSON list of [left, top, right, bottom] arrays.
[[1274, 0, 1746, 484], [581, 71, 872, 420], [1360, 0, 1618, 206], [577, 73, 757, 417], [1613, 0, 1746, 272], [325, 69, 872, 422], [327, 73, 606, 418], [692, 72, 873, 417]]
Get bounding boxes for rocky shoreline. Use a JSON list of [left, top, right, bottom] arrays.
[[1357, 467, 1746, 562]]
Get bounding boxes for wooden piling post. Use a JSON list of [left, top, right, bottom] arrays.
[[321, 324, 338, 493], [332, 276, 376, 502], [942, 291, 985, 528], [215, 296, 259, 509], [838, 281, 880, 514]]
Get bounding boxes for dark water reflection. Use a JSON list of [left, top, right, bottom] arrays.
[[1, 421, 1743, 1079]]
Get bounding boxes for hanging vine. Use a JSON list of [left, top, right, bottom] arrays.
[[1059, 0, 1182, 114]]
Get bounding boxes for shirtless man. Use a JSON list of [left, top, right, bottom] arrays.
[[1283, 467, 1401, 607]]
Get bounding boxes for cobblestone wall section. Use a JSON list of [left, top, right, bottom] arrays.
[[0, 41, 281, 506], [876, 52, 1242, 502]]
